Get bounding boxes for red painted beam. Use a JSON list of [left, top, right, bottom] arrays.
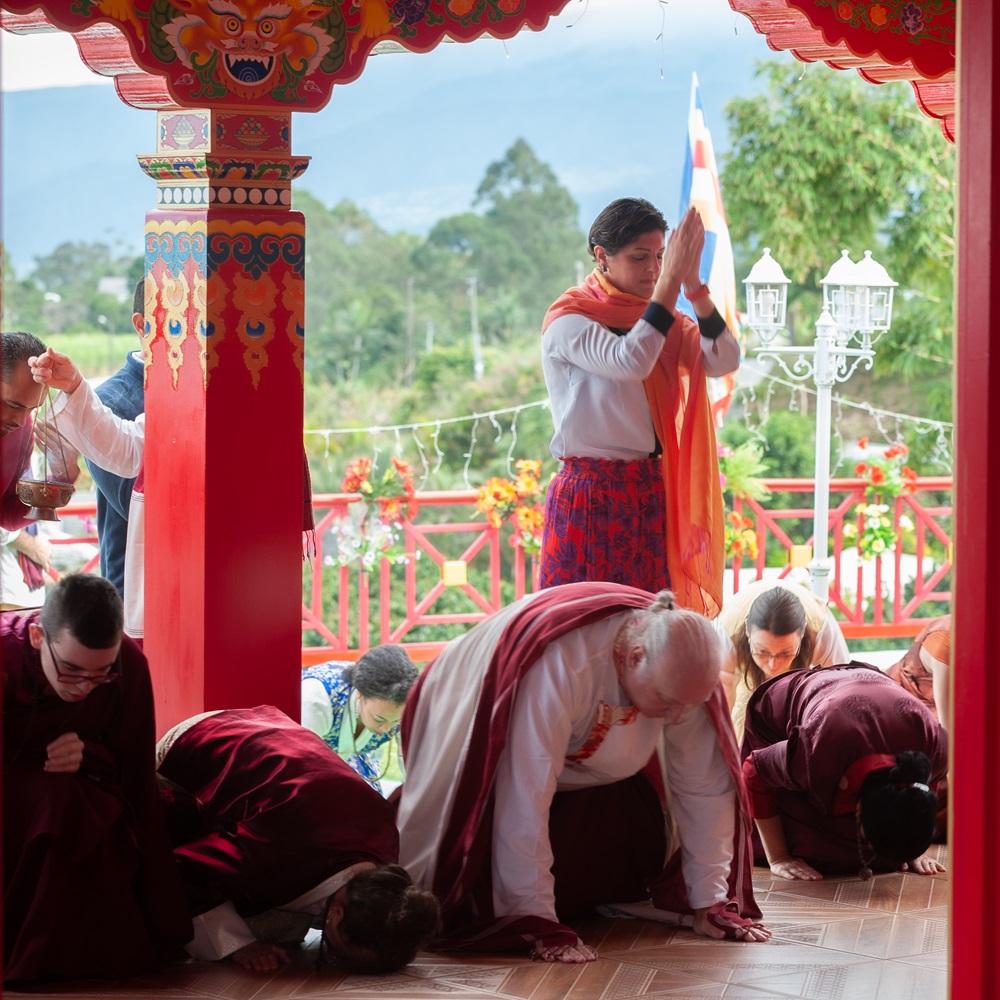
[[952, 1, 1000, 995]]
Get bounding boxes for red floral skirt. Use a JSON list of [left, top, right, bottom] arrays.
[[538, 456, 668, 594]]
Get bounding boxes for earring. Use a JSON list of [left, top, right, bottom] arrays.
[[601, 264, 608, 273]]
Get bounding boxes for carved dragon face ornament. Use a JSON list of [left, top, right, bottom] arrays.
[[21, 0, 560, 107], [162, 0, 338, 100]]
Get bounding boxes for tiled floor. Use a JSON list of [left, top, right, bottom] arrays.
[[8, 845, 948, 1000]]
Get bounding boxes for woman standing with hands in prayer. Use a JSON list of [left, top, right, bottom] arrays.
[[539, 200, 740, 615]]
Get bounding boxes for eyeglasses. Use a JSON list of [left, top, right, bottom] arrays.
[[45, 631, 121, 687], [750, 647, 798, 664]]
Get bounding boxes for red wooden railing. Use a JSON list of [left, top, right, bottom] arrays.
[[50, 474, 952, 661], [728, 476, 952, 640]]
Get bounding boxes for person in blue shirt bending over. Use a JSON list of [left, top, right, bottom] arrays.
[[88, 278, 145, 596]]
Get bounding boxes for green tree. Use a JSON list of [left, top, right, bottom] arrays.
[[25, 240, 140, 335], [298, 193, 452, 384], [1, 243, 45, 332], [426, 138, 585, 322], [721, 61, 954, 411]]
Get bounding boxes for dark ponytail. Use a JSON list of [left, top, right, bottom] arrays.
[[336, 863, 440, 973], [858, 751, 937, 862]]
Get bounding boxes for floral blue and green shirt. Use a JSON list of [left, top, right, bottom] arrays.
[[301, 661, 395, 793]]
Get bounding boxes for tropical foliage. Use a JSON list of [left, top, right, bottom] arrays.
[[721, 61, 954, 425]]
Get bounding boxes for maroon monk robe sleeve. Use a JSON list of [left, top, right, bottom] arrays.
[[111, 639, 194, 950], [745, 739, 801, 794], [741, 756, 779, 818], [1, 421, 34, 531]]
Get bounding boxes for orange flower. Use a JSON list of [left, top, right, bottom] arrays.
[[837, 1, 854, 18], [869, 466, 886, 486], [378, 497, 401, 522], [514, 505, 543, 533], [341, 457, 372, 493], [858, 437, 869, 449], [447, 0, 476, 15], [855, 462, 868, 476], [341, 455, 420, 523], [868, 4, 888, 26]]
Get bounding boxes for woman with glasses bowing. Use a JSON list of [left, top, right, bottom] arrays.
[[2, 573, 191, 985], [713, 578, 849, 743]]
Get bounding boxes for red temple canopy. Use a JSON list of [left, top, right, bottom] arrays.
[[728, 0, 956, 142], [1, 0, 574, 111]]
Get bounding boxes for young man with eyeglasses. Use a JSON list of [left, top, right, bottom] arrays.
[[2, 573, 192, 985]]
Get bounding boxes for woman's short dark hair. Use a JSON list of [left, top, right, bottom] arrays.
[[336, 863, 440, 973], [588, 197, 667, 261], [39, 573, 124, 649], [735, 587, 815, 691], [344, 645, 419, 704], [859, 751, 938, 862]]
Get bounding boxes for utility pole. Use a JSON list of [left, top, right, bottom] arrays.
[[467, 274, 484, 380], [405, 276, 414, 386], [425, 319, 434, 354]]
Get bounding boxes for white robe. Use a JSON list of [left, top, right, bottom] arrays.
[[398, 595, 736, 926]]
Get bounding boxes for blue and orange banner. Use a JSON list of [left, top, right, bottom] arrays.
[[676, 73, 741, 426]]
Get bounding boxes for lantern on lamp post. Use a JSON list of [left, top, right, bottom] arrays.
[[743, 248, 898, 600], [743, 247, 790, 343]]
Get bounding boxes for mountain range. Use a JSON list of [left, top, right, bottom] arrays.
[[1, 14, 782, 275]]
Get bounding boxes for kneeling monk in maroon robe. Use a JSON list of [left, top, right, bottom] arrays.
[[3, 574, 191, 985], [741, 662, 948, 881], [156, 705, 439, 974]]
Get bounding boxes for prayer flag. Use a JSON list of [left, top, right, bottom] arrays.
[[677, 72, 741, 426]]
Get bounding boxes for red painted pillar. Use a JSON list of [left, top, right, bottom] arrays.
[[139, 110, 309, 734], [952, 1, 1000, 995]]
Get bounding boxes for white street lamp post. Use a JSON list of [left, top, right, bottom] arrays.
[[743, 248, 897, 601]]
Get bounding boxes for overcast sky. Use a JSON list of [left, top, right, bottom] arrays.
[[1, 0, 759, 91]]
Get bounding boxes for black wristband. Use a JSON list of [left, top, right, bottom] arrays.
[[643, 301, 675, 337], [697, 308, 727, 340]]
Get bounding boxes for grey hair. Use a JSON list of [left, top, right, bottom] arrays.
[[2, 331, 46, 381], [635, 589, 722, 678], [344, 645, 419, 704]]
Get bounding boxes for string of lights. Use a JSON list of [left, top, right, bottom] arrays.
[[303, 363, 953, 490], [304, 400, 551, 489], [735, 361, 953, 473]]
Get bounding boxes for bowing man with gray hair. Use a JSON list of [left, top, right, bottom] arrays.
[[397, 582, 770, 964]]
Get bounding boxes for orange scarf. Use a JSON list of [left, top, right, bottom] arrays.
[[543, 270, 724, 618]]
